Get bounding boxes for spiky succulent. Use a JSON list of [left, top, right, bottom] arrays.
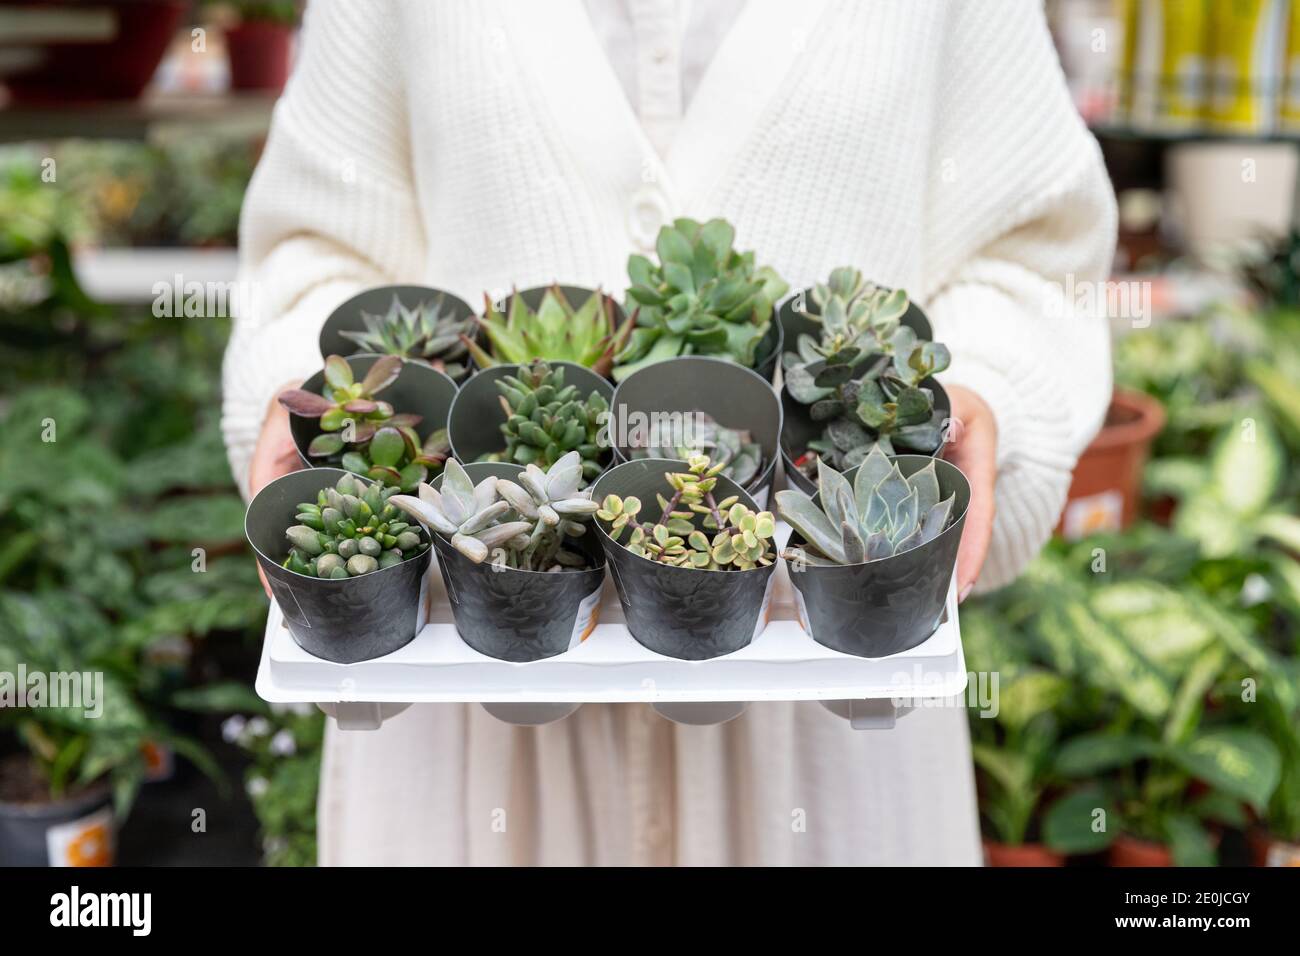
[[277, 355, 448, 491], [341, 293, 475, 378], [462, 285, 633, 378], [484, 359, 609, 483], [598, 455, 775, 570], [391, 452, 599, 571], [776, 446, 955, 565], [283, 473, 429, 578], [614, 218, 788, 381], [627, 412, 763, 487]]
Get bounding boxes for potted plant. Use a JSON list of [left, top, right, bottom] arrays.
[[277, 354, 458, 492], [776, 447, 969, 657], [318, 286, 478, 381], [245, 469, 433, 663], [590, 455, 776, 660], [779, 270, 952, 495], [610, 355, 782, 507], [614, 218, 788, 383], [447, 358, 613, 485], [213, 0, 300, 93], [390, 453, 606, 662], [461, 285, 632, 379]]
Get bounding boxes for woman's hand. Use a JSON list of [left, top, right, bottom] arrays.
[[941, 385, 997, 602], [249, 382, 304, 597]]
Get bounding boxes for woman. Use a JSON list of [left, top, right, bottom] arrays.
[[224, 0, 1115, 865]]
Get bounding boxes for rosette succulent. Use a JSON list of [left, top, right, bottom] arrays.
[[776, 446, 955, 565], [485, 359, 608, 482], [462, 285, 633, 378], [392, 452, 599, 571], [614, 217, 788, 381], [627, 412, 763, 488], [341, 293, 475, 378], [598, 455, 775, 570], [283, 473, 430, 578], [782, 268, 910, 370]]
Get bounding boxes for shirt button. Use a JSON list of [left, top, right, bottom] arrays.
[[628, 184, 670, 251], [652, 47, 670, 64]]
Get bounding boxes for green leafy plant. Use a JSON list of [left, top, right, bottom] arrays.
[[598, 455, 775, 570], [392, 453, 598, 570], [615, 218, 788, 381], [281, 472, 428, 578], [484, 359, 608, 482], [462, 286, 632, 378], [341, 294, 474, 378], [206, 0, 300, 25], [776, 446, 954, 565], [626, 412, 763, 487]]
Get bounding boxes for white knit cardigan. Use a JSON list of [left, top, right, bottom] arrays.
[[222, 0, 1116, 865]]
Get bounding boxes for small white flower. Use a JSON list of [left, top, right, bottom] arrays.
[[269, 729, 296, 756], [221, 715, 246, 743], [246, 716, 271, 737], [246, 775, 269, 799]]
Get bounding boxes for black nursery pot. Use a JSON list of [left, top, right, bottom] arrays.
[[591, 459, 777, 660], [775, 286, 934, 354], [289, 354, 459, 472], [0, 782, 113, 866], [446, 359, 614, 472], [751, 318, 784, 383], [779, 357, 950, 496], [610, 355, 782, 508], [429, 462, 606, 662], [318, 284, 477, 380], [245, 468, 432, 663], [785, 454, 970, 658]]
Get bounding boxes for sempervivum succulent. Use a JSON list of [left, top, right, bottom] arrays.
[[776, 446, 954, 565], [283, 473, 429, 578], [391, 452, 600, 571], [490, 360, 608, 481], [342, 294, 474, 378]]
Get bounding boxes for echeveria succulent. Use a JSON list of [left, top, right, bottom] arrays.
[[341, 293, 475, 378], [391, 452, 599, 571], [627, 411, 763, 488], [487, 359, 608, 482], [776, 446, 954, 565], [283, 473, 429, 578]]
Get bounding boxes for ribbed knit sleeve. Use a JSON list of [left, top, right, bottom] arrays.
[[220, 0, 424, 497], [920, 1, 1118, 591]]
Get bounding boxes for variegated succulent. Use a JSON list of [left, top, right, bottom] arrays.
[[776, 446, 955, 565], [391, 452, 599, 571], [283, 473, 429, 578], [342, 293, 475, 378], [627, 411, 763, 487], [598, 455, 775, 570]]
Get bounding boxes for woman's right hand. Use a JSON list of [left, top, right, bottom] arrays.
[[249, 383, 304, 597]]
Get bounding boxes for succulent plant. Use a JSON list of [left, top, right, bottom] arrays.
[[282, 473, 430, 578], [782, 268, 911, 370], [461, 285, 633, 378], [627, 412, 763, 487], [483, 359, 609, 482], [614, 217, 788, 381], [277, 355, 448, 491], [598, 455, 775, 570], [391, 452, 599, 571], [776, 446, 955, 565], [340, 293, 475, 378]]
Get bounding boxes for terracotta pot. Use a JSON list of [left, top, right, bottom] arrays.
[[226, 21, 295, 93], [1108, 834, 1173, 867], [983, 841, 1066, 867], [1247, 828, 1300, 867], [1058, 388, 1165, 539]]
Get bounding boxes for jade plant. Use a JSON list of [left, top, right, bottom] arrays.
[[776, 446, 954, 565], [341, 293, 475, 378], [598, 455, 776, 569], [783, 273, 951, 475], [484, 359, 608, 482], [277, 355, 449, 492], [627, 412, 763, 487], [614, 218, 788, 381], [283, 473, 429, 578], [392, 453, 599, 571], [462, 285, 633, 378]]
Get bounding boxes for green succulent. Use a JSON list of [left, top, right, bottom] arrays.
[[283, 473, 429, 578], [484, 359, 609, 483], [776, 446, 955, 565], [614, 217, 788, 381], [598, 454, 776, 570], [391, 452, 599, 571], [277, 355, 448, 491], [627, 412, 763, 487], [462, 285, 633, 378], [340, 293, 475, 378], [782, 268, 911, 369]]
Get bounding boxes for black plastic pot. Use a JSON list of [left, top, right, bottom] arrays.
[[289, 354, 459, 473], [428, 462, 606, 662], [0, 779, 113, 867], [776, 286, 934, 357], [779, 357, 951, 496], [784, 454, 970, 658], [609, 356, 782, 508], [752, 318, 784, 383], [446, 360, 615, 473], [318, 284, 477, 381], [245, 468, 432, 663], [591, 459, 777, 660]]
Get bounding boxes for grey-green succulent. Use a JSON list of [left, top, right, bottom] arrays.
[[627, 411, 763, 487], [485, 359, 609, 482], [391, 452, 599, 571], [776, 445, 955, 565], [341, 293, 475, 379], [282, 473, 429, 578]]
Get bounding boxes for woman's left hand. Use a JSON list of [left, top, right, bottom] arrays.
[[941, 385, 997, 602]]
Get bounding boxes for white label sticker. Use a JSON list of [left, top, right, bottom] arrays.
[[1062, 490, 1123, 540], [569, 585, 604, 648], [751, 572, 777, 641], [46, 805, 115, 867]]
